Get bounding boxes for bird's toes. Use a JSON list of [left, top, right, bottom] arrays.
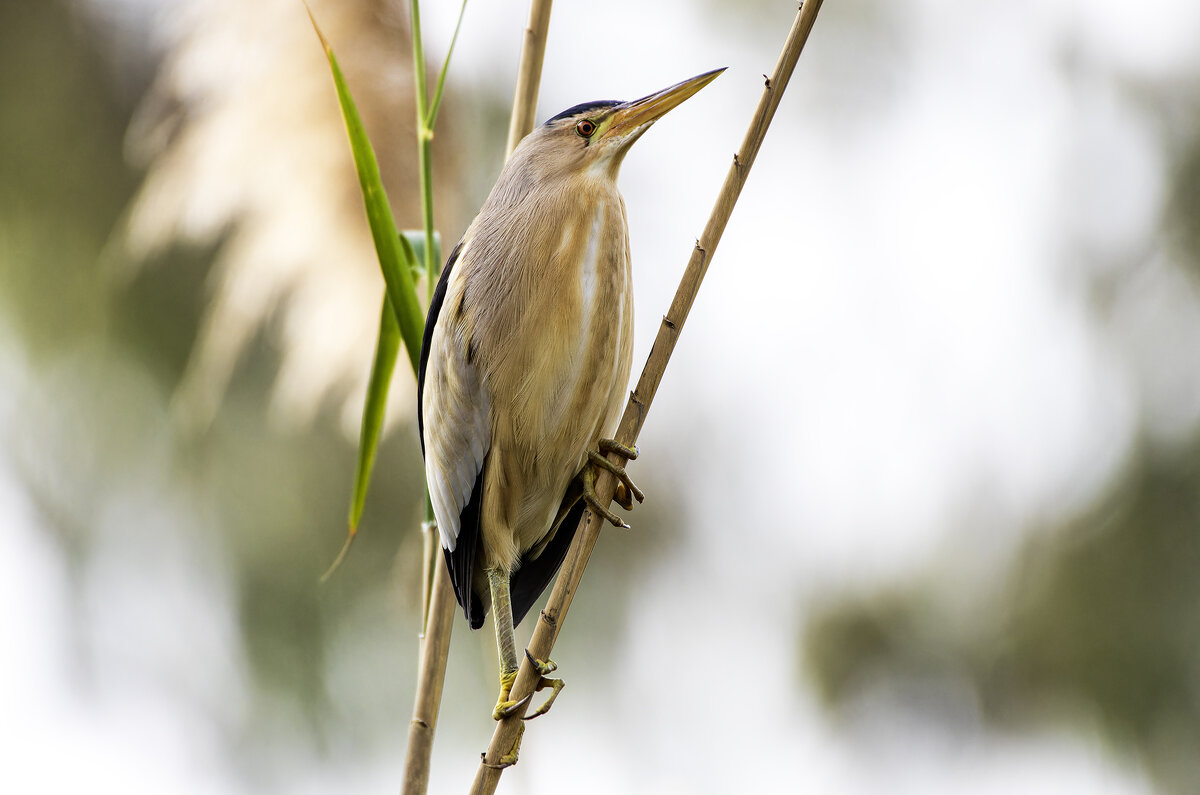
[[599, 438, 639, 461], [621, 474, 645, 504], [493, 692, 533, 721], [523, 676, 565, 721], [524, 649, 558, 676], [585, 491, 630, 528], [584, 450, 643, 522], [482, 724, 526, 769], [619, 485, 638, 511]]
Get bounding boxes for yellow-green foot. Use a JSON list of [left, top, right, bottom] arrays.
[[492, 669, 531, 721], [482, 723, 526, 769], [522, 650, 566, 721], [528, 655, 557, 676]]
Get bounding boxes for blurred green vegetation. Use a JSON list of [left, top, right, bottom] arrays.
[[0, 0, 133, 354], [0, 0, 426, 769], [806, 435, 1200, 792], [805, 113, 1200, 795]]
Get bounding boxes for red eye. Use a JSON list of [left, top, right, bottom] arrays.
[[575, 119, 596, 137]]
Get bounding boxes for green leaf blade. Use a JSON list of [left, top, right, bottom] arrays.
[[338, 231, 440, 556], [309, 10, 424, 377], [353, 299, 402, 523]]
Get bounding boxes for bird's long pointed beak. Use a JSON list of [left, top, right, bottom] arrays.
[[604, 67, 726, 141]]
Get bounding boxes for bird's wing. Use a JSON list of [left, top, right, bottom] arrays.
[[417, 241, 489, 627]]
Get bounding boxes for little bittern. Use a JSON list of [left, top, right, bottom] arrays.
[[418, 68, 723, 726]]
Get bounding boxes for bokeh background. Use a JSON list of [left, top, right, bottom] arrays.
[[3, 0, 1200, 792]]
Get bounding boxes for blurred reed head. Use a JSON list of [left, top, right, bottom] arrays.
[[114, 0, 464, 435]]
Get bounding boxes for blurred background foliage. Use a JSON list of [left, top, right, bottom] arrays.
[[1, 0, 421, 757], [806, 49, 1200, 795], [3, 0, 1200, 792]]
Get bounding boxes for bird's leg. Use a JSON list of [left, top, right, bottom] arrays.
[[582, 439, 645, 526], [488, 567, 530, 721], [487, 570, 566, 727]]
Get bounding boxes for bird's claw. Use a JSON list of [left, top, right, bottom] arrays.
[[492, 654, 565, 722], [493, 669, 532, 720], [493, 692, 533, 720], [581, 463, 627, 527], [525, 651, 558, 676], [482, 723, 526, 768], [583, 439, 644, 528], [594, 440, 644, 504], [521, 650, 565, 721]]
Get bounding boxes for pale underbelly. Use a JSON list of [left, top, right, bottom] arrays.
[[483, 289, 632, 568]]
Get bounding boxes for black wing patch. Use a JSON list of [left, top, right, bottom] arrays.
[[444, 469, 485, 629], [417, 240, 484, 626], [509, 495, 585, 628]]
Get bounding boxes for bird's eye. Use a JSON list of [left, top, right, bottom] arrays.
[[575, 119, 596, 137]]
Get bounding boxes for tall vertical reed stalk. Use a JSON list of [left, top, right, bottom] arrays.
[[403, 2, 554, 791]]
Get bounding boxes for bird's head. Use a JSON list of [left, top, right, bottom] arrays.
[[523, 67, 725, 181]]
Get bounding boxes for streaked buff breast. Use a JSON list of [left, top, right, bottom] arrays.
[[479, 187, 634, 569]]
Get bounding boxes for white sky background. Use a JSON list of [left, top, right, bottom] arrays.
[[4, 0, 1199, 791]]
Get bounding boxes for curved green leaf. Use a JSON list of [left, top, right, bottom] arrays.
[[309, 9, 424, 375]]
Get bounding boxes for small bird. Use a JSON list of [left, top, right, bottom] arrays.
[[417, 68, 723, 724]]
